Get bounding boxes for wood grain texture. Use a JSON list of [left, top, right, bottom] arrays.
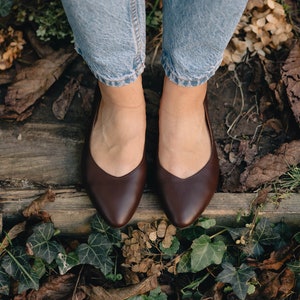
[[1, 189, 299, 235], [0, 121, 85, 185]]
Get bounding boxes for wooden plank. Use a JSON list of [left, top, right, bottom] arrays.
[[0, 121, 85, 186], [0, 189, 299, 235]]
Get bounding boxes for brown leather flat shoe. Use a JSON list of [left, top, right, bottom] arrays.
[[157, 103, 219, 228], [83, 148, 146, 228], [82, 87, 147, 228]]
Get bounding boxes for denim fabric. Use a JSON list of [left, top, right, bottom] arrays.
[[61, 0, 247, 87], [61, 0, 146, 86], [162, 0, 248, 86]]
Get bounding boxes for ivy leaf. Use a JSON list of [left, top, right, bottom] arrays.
[[287, 261, 300, 275], [0, 0, 13, 17], [27, 223, 64, 264], [217, 262, 255, 300], [177, 251, 192, 273], [160, 236, 180, 256], [226, 227, 248, 241], [32, 258, 46, 279], [90, 214, 121, 246], [197, 218, 216, 229], [56, 252, 79, 275], [76, 233, 113, 275], [251, 218, 280, 257], [1, 247, 39, 293], [0, 267, 10, 296], [180, 226, 205, 241], [294, 232, 300, 244], [129, 287, 168, 300], [191, 235, 226, 272]]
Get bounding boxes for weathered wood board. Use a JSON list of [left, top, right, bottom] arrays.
[[0, 121, 85, 185], [0, 189, 299, 235]]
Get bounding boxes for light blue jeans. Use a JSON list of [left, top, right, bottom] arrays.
[[61, 0, 247, 87]]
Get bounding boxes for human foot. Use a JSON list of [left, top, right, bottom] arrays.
[[90, 77, 146, 177], [158, 79, 211, 179], [157, 78, 219, 228]]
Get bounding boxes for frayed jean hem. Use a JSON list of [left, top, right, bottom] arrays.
[[75, 45, 145, 87], [161, 55, 223, 87]]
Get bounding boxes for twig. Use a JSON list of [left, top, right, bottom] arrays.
[[226, 70, 245, 140], [72, 265, 84, 300]]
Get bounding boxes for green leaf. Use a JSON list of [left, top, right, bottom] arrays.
[[90, 214, 121, 246], [197, 218, 216, 229], [32, 258, 46, 279], [217, 262, 255, 300], [181, 273, 209, 296], [1, 247, 39, 293], [287, 261, 300, 274], [56, 252, 79, 275], [0, 267, 10, 296], [128, 287, 168, 300], [177, 251, 192, 273], [226, 227, 248, 241], [294, 232, 300, 244], [180, 226, 205, 241], [146, 287, 168, 300], [27, 223, 63, 264], [190, 235, 226, 272], [160, 236, 180, 256], [254, 218, 280, 246], [76, 233, 113, 275], [251, 218, 280, 257], [0, 0, 13, 17]]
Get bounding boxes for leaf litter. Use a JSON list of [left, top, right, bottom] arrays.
[[0, 190, 299, 299]]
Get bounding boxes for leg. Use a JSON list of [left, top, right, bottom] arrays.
[[61, 0, 146, 176], [62, 0, 147, 227], [159, 0, 248, 178], [158, 0, 247, 227]]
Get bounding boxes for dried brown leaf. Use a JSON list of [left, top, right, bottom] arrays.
[[240, 140, 300, 189], [157, 220, 167, 238], [27, 274, 76, 300], [279, 268, 295, 295], [282, 41, 300, 127], [4, 49, 77, 118], [248, 244, 293, 270], [22, 189, 55, 218], [52, 76, 81, 120], [82, 275, 158, 300], [252, 186, 271, 206], [0, 221, 26, 255]]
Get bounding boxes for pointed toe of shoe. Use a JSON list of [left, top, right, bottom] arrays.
[[157, 149, 219, 228], [157, 102, 219, 228], [83, 149, 146, 228]]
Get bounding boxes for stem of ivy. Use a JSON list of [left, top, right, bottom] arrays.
[[209, 229, 227, 240]]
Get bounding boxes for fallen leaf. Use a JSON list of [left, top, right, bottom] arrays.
[[252, 186, 272, 206], [157, 219, 167, 238], [248, 244, 293, 270], [82, 275, 158, 300], [0, 222, 26, 255], [240, 139, 300, 189], [26, 274, 76, 300], [279, 268, 295, 295], [3, 49, 77, 119], [282, 41, 300, 127], [22, 189, 55, 218], [52, 76, 82, 120]]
